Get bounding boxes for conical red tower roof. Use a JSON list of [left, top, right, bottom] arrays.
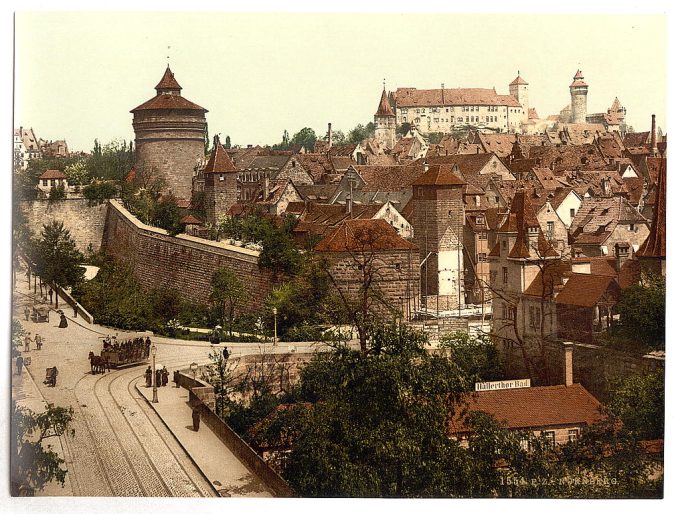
[[375, 88, 395, 117], [155, 65, 182, 93], [204, 142, 236, 173]]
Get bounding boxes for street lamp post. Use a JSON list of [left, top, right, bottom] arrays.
[[151, 344, 158, 403], [272, 307, 278, 346]]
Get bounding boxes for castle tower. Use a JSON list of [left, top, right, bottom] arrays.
[[374, 86, 396, 150], [131, 66, 208, 200], [509, 72, 529, 122], [569, 69, 588, 124], [411, 165, 466, 311], [203, 136, 238, 226]]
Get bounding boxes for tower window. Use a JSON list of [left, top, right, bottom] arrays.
[[219, 174, 225, 181]]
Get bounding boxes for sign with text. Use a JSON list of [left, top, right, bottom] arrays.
[[475, 378, 531, 392]]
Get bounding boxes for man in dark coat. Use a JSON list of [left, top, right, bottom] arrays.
[[145, 366, 152, 387], [155, 368, 162, 389], [192, 406, 201, 431], [161, 366, 169, 386], [16, 355, 24, 375], [58, 313, 68, 328], [222, 347, 229, 360]]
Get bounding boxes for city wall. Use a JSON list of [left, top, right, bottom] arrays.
[[500, 338, 665, 401], [20, 198, 108, 253], [101, 200, 273, 311]]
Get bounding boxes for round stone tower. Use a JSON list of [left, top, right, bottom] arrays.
[[569, 69, 588, 124], [374, 86, 396, 150], [131, 66, 208, 200], [509, 72, 529, 122]]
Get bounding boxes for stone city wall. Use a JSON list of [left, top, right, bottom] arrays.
[[21, 198, 108, 253], [101, 200, 273, 311]]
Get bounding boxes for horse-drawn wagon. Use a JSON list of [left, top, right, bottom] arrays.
[[88, 336, 151, 374]]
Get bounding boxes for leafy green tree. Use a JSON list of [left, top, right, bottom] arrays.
[[151, 195, 183, 236], [427, 132, 445, 144], [11, 401, 74, 496], [440, 331, 503, 387], [291, 127, 317, 152], [272, 130, 291, 150], [614, 272, 665, 349], [87, 139, 135, 183], [606, 370, 664, 440], [210, 268, 246, 335], [32, 221, 84, 308], [347, 122, 376, 144], [82, 180, 118, 206], [63, 160, 88, 186], [224, 135, 232, 149], [206, 349, 238, 418], [48, 183, 66, 202], [397, 122, 411, 137], [332, 130, 347, 145]]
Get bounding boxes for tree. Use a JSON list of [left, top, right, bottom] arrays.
[[210, 268, 246, 335], [291, 127, 317, 152], [205, 349, 239, 418], [397, 122, 411, 137], [272, 130, 291, 150], [347, 123, 376, 144], [48, 183, 66, 202], [82, 180, 118, 206], [32, 221, 85, 308], [439, 331, 503, 387], [11, 401, 74, 496], [613, 272, 665, 350], [151, 194, 183, 236], [63, 160, 88, 186], [224, 135, 232, 149], [606, 370, 664, 440]]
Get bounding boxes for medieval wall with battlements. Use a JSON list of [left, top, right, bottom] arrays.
[[20, 198, 109, 254], [101, 200, 272, 311]]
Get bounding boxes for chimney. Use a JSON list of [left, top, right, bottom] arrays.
[[263, 175, 270, 199], [563, 342, 574, 386], [614, 242, 630, 272], [345, 196, 353, 214], [601, 177, 612, 197], [423, 160, 429, 172], [328, 122, 333, 148], [650, 114, 657, 155]]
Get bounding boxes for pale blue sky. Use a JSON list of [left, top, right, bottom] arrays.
[[14, 12, 666, 152]]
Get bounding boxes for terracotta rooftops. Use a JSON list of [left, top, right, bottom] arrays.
[[637, 159, 666, 259], [450, 384, 602, 433], [314, 219, 417, 253], [411, 164, 466, 187], [131, 93, 207, 113], [204, 143, 236, 173], [375, 88, 395, 117], [155, 66, 182, 92], [555, 273, 620, 308], [180, 214, 203, 225], [39, 169, 67, 180], [393, 87, 521, 108], [353, 164, 426, 192], [509, 74, 528, 86]]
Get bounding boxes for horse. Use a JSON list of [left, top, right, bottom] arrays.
[[88, 351, 106, 374]]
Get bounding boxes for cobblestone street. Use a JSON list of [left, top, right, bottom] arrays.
[[10, 276, 315, 497]]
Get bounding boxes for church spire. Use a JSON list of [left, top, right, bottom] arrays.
[[375, 85, 395, 117]]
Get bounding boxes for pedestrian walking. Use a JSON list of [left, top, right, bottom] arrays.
[[23, 306, 30, 321], [161, 366, 169, 387], [145, 366, 152, 388], [24, 334, 31, 352], [58, 313, 68, 328], [16, 354, 24, 375], [222, 347, 229, 360], [192, 406, 201, 432], [35, 334, 43, 350], [155, 368, 162, 388]]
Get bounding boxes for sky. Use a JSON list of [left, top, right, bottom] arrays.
[[14, 11, 667, 152]]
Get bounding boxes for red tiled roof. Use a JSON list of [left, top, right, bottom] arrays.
[[375, 88, 395, 117], [204, 143, 237, 173], [393, 87, 521, 108], [354, 164, 426, 192], [523, 260, 572, 298], [155, 66, 182, 92], [411, 164, 466, 187], [180, 214, 202, 225], [528, 107, 538, 119], [131, 93, 207, 113], [39, 169, 67, 180], [450, 384, 602, 433], [555, 273, 620, 307], [314, 219, 417, 253], [509, 74, 528, 86], [637, 159, 665, 259]]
